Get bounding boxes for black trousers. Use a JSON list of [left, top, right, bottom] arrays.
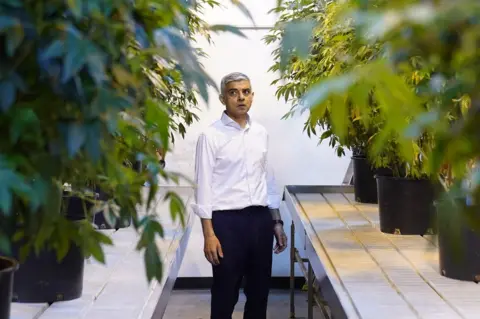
[[211, 206, 274, 319]]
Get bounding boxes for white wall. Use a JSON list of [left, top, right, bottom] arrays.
[[165, 1, 352, 277]]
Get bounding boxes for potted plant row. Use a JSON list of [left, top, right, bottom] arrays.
[[267, 0, 436, 233], [269, 0, 480, 283], [266, 0, 383, 204]]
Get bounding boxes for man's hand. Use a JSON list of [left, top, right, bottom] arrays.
[[273, 223, 288, 254], [204, 235, 223, 265]]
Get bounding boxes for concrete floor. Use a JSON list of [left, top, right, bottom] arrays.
[[163, 289, 324, 319]]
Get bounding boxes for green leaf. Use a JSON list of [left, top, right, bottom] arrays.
[[62, 36, 87, 82], [19, 243, 30, 262], [230, 0, 256, 26], [0, 232, 11, 255], [94, 230, 114, 246], [151, 220, 164, 238], [280, 20, 315, 69], [0, 81, 16, 112], [88, 238, 106, 264], [320, 129, 332, 141], [92, 88, 132, 115], [6, 25, 24, 56], [1, 0, 22, 7], [330, 94, 347, 140], [209, 24, 247, 38], [146, 182, 159, 211], [101, 201, 120, 228], [404, 111, 439, 139], [144, 242, 162, 282], [67, 0, 82, 19], [302, 74, 357, 110], [145, 100, 170, 149], [9, 108, 39, 144], [166, 191, 185, 226], [29, 178, 48, 212], [40, 40, 65, 60], [85, 121, 101, 161], [55, 229, 71, 261], [44, 181, 62, 219], [64, 122, 86, 157], [0, 168, 32, 214], [86, 53, 107, 84], [0, 16, 17, 31]]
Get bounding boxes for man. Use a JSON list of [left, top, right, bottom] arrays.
[[192, 72, 288, 319]]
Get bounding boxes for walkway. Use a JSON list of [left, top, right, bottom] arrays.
[[164, 289, 323, 318]]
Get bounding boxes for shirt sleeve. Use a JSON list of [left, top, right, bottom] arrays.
[[192, 133, 216, 219], [266, 133, 281, 210]]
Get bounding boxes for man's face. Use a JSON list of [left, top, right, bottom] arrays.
[[220, 80, 254, 118]]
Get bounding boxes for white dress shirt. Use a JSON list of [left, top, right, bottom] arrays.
[[192, 112, 281, 219]]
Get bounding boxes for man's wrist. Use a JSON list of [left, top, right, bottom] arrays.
[[273, 219, 284, 227], [200, 218, 215, 238], [269, 208, 281, 220]]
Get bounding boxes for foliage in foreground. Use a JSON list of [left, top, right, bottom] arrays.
[[0, 0, 249, 282]]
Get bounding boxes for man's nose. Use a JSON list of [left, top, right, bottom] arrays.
[[238, 93, 246, 100]]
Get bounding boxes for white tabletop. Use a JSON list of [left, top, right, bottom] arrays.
[[286, 188, 480, 319]]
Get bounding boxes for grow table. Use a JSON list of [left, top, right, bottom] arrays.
[[286, 185, 480, 319], [10, 186, 194, 319]]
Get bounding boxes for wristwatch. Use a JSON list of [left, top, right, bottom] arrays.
[[273, 219, 284, 226]]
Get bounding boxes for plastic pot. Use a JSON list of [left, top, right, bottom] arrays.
[[376, 176, 435, 235], [11, 241, 85, 303], [92, 187, 131, 230], [437, 200, 480, 282], [0, 257, 18, 319], [10, 195, 88, 303], [352, 156, 378, 204]]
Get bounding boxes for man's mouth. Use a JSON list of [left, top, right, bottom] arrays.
[[238, 104, 246, 107]]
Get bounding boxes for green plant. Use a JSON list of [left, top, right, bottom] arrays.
[[265, 0, 384, 157], [0, 0, 249, 282], [275, 0, 480, 206], [270, 0, 437, 178]]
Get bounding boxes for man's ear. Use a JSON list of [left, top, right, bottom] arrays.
[[219, 95, 225, 105]]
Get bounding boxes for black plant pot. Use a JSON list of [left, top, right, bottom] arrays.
[[10, 195, 88, 303], [11, 241, 85, 303], [0, 257, 18, 319], [376, 176, 435, 235], [92, 187, 132, 230], [438, 201, 480, 282], [352, 156, 378, 204], [91, 159, 141, 230]]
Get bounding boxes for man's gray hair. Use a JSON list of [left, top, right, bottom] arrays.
[[220, 72, 250, 95]]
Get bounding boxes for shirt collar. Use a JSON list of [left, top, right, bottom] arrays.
[[221, 111, 251, 130]]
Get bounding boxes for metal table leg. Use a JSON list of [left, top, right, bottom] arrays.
[[290, 221, 295, 319], [308, 261, 313, 319]]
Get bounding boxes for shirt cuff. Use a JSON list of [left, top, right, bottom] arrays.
[[190, 203, 213, 219], [267, 194, 281, 210]]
